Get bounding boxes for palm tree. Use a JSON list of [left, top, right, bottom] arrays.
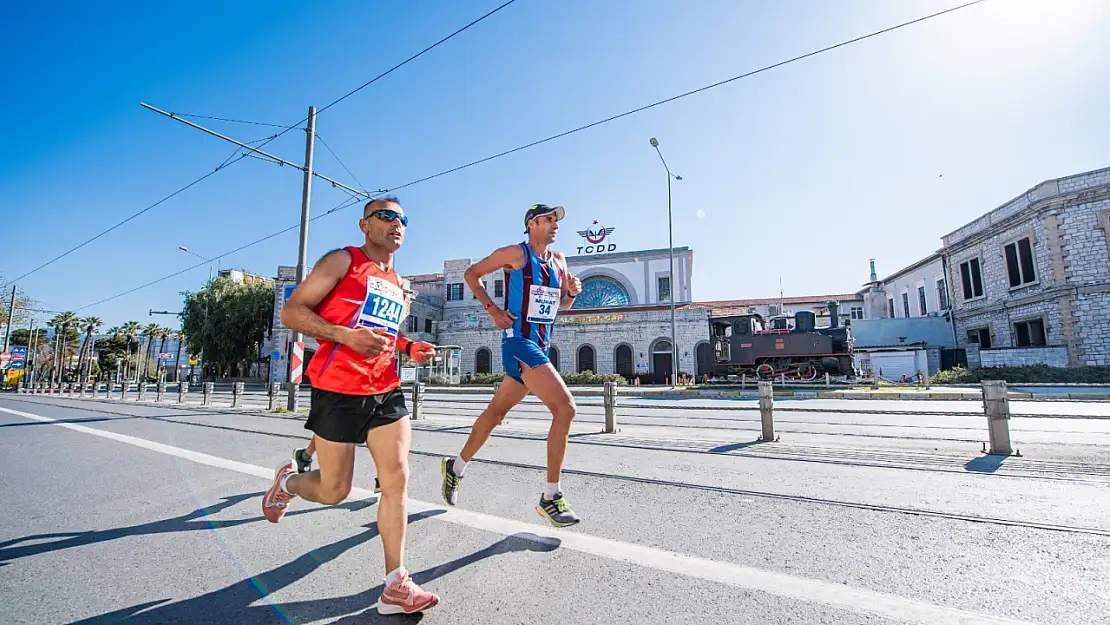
[[48, 311, 79, 384], [121, 321, 142, 379], [76, 316, 103, 383], [140, 323, 160, 381]]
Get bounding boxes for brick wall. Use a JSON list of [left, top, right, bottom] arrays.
[[980, 346, 1069, 368]]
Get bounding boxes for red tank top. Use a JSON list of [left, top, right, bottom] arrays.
[[305, 246, 406, 396]]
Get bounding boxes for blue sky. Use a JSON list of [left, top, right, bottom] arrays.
[[2, 0, 1108, 330]]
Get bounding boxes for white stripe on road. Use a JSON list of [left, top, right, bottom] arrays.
[[0, 404, 1035, 625]]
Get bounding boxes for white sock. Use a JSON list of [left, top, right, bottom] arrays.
[[543, 482, 560, 500], [452, 455, 468, 476], [385, 566, 407, 586], [280, 473, 294, 495]]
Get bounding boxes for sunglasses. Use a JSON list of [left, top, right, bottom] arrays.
[[367, 209, 408, 227]]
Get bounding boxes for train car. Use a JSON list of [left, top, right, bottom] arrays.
[[707, 303, 854, 381]]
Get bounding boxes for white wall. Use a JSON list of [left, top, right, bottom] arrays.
[[876, 257, 949, 319]]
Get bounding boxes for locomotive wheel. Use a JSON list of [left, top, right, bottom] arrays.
[[755, 363, 775, 380], [796, 362, 817, 380]]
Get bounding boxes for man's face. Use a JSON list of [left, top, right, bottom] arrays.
[[529, 213, 559, 244], [360, 201, 406, 251]]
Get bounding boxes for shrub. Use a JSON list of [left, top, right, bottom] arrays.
[[448, 370, 628, 386], [932, 365, 1110, 384]]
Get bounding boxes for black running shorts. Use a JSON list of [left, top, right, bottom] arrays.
[[305, 386, 409, 444]]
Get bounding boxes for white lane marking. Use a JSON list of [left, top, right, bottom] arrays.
[[0, 404, 1036, 625]]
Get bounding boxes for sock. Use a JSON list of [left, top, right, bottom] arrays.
[[543, 482, 560, 500], [385, 566, 407, 586], [452, 455, 468, 476], [280, 473, 294, 495]]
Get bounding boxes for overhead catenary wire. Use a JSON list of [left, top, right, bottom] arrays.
[[315, 133, 372, 195], [4, 1, 519, 293], [70, 0, 988, 313]]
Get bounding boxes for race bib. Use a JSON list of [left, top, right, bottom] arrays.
[[526, 285, 560, 324], [358, 277, 406, 336]]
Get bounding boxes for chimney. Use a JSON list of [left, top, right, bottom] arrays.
[[827, 300, 839, 328], [869, 259, 877, 283]]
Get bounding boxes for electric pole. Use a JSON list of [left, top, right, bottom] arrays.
[[287, 106, 317, 412]]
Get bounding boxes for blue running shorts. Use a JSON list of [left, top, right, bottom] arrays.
[[501, 337, 550, 384]]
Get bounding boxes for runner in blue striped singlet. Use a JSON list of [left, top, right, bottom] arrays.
[[438, 204, 583, 527]]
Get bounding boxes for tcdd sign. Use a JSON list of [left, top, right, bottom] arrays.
[[576, 220, 617, 255]]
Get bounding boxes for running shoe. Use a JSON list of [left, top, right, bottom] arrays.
[[262, 460, 297, 523], [374, 478, 381, 494], [293, 447, 313, 473], [536, 492, 581, 527], [440, 457, 463, 506], [377, 570, 439, 615]]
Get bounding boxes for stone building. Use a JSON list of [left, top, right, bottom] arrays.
[[941, 166, 1110, 367]]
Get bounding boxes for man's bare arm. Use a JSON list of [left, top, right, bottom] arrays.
[[463, 245, 525, 311], [280, 249, 354, 344], [555, 252, 578, 310]]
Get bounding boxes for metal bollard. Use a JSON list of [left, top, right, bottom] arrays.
[[202, 382, 214, 406], [156, 382, 166, 403], [103, 382, 112, 400], [825, 372, 830, 386], [119, 382, 128, 401], [923, 370, 931, 389], [177, 381, 188, 404], [268, 383, 281, 411], [411, 382, 425, 420], [982, 380, 1014, 455], [232, 382, 244, 407], [138, 381, 147, 402], [758, 381, 777, 442], [603, 381, 618, 433], [66, 383, 73, 398], [79, 380, 87, 398]]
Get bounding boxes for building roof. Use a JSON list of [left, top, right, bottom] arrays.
[[684, 294, 863, 317], [849, 316, 956, 349]]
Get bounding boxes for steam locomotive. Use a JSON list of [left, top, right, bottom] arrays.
[[707, 301, 854, 381]]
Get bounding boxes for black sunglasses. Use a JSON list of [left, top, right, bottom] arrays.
[[367, 209, 408, 227]]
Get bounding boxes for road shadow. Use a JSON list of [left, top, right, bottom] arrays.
[[0, 417, 121, 428], [65, 519, 560, 625], [0, 491, 376, 564], [707, 440, 765, 453], [964, 454, 1008, 473]]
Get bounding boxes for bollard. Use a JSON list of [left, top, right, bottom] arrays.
[[268, 383, 281, 411], [411, 382, 425, 420], [286, 384, 300, 413], [603, 381, 617, 433], [92, 382, 100, 399], [203, 382, 214, 406], [232, 382, 244, 408], [982, 380, 1013, 456], [79, 380, 87, 398], [119, 382, 128, 401], [138, 381, 147, 402], [177, 381, 188, 404], [103, 382, 112, 400], [825, 372, 830, 386], [156, 381, 166, 403], [923, 369, 931, 389], [758, 381, 776, 442], [17, 380, 24, 394]]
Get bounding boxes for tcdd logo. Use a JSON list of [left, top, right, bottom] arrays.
[[576, 220, 617, 254]]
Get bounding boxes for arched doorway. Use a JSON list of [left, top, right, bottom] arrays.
[[475, 347, 491, 374], [696, 341, 712, 379], [577, 345, 595, 373], [614, 344, 634, 379], [651, 339, 672, 385], [548, 346, 560, 371]]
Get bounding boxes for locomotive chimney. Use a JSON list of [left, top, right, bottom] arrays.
[[827, 300, 839, 328], [869, 259, 877, 283]]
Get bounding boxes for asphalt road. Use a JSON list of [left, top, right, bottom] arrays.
[[1, 393, 1107, 624]]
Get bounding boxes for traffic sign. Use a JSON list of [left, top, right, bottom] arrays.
[[11, 346, 27, 358], [158, 353, 174, 359], [271, 350, 281, 360], [290, 341, 304, 384], [0, 352, 10, 365], [188, 354, 200, 366], [9, 360, 24, 370]]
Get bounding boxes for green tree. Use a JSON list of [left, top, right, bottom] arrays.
[[120, 321, 141, 379], [182, 279, 273, 378], [76, 316, 103, 381], [47, 312, 80, 382], [94, 335, 130, 380]]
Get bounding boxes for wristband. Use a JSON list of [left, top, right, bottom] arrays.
[[483, 300, 493, 309], [397, 336, 413, 356]]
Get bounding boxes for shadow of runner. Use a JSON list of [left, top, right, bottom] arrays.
[[0, 492, 376, 563], [63, 513, 562, 624], [964, 454, 1008, 473]]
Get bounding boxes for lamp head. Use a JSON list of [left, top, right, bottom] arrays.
[[649, 137, 659, 147]]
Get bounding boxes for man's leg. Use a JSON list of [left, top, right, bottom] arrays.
[[440, 377, 528, 505], [518, 361, 581, 527], [293, 435, 317, 473], [367, 415, 439, 614], [262, 436, 355, 522]]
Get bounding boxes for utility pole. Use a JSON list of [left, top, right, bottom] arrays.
[[287, 106, 317, 412], [3, 285, 15, 353]]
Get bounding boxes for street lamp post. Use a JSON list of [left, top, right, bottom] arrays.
[[178, 245, 217, 383], [178, 246, 218, 282], [649, 137, 682, 388]]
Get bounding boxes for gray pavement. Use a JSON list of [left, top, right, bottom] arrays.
[[1, 393, 1108, 624]]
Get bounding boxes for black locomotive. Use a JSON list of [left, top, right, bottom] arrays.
[[707, 301, 854, 381]]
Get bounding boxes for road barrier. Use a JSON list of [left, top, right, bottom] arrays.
[[177, 382, 188, 404], [603, 382, 617, 433], [232, 382, 244, 408], [411, 382, 425, 420], [982, 380, 1015, 456], [203, 382, 214, 406], [758, 381, 776, 442], [138, 382, 147, 402], [268, 383, 281, 411], [156, 382, 166, 403]]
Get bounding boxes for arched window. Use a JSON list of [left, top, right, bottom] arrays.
[[572, 276, 631, 309], [577, 345, 596, 373], [475, 347, 491, 374], [614, 344, 634, 378], [548, 346, 560, 371]]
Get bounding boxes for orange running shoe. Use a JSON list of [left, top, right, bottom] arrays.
[[377, 570, 439, 615], [262, 460, 297, 523]]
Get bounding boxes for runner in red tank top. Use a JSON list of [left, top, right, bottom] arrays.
[[260, 196, 440, 616]]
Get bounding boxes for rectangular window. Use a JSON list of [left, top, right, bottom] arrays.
[[959, 258, 984, 299], [850, 306, 864, 320], [658, 276, 671, 302], [918, 286, 927, 316], [902, 292, 910, 317], [1004, 237, 1037, 287], [406, 316, 418, 332], [447, 283, 464, 301], [936, 279, 948, 310], [888, 298, 895, 318], [494, 279, 503, 298], [967, 327, 992, 349], [1014, 319, 1046, 347], [424, 318, 433, 334]]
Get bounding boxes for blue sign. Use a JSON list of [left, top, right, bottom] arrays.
[[9, 360, 24, 370], [271, 350, 281, 360], [11, 346, 27, 358], [283, 284, 296, 303]]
